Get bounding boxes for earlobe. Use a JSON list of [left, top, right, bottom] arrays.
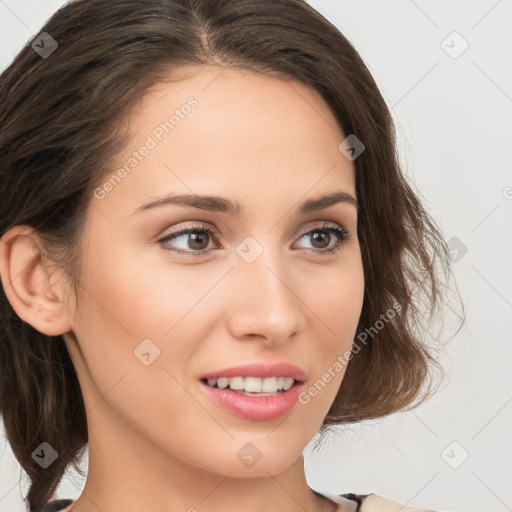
[[0, 225, 72, 336]]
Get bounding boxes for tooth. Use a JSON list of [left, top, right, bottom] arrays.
[[228, 377, 244, 390], [283, 377, 294, 390], [261, 377, 278, 392], [217, 377, 229, 389], [244, 376, 262, 393], [208, 376, 295, 392]]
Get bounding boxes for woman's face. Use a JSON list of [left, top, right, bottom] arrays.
[[64, 66, 364, 480]]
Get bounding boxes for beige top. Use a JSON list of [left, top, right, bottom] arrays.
[[325, 493, 437, 511]]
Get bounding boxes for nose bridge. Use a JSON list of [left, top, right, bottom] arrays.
[[226, 234, 304, 340], [241, 236, 288, 298]]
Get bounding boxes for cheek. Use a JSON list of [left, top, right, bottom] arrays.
[[71, 249, 207, 443], [81, 238, 203, 339], [311, 255, 364, 339], [73, 243, 222, 390], [301, 256, 364, 394]]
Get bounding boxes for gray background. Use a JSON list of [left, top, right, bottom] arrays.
[[1, 1, 511, 511]]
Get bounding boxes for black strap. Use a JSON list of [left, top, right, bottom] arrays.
[[340, 493, 366, 510], [30, 499, 74, 512]]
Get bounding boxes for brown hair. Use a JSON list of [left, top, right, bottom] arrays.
[[0, 0, 462, 509]]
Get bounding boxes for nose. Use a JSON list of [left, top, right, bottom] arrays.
[[225, 245, 307, 346]]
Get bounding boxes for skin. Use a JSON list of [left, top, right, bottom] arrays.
[[0, 66, 364, 512]]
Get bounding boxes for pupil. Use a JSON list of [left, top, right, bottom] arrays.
[[311, 231, 329, 249], [189, 232, 208, 250]]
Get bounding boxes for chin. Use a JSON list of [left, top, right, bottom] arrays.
[[193, 442, 303, 478]]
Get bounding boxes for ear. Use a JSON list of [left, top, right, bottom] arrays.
[[0, 225, 73, 336]]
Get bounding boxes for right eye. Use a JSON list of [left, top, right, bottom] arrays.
[[158, 223, 218, 256]]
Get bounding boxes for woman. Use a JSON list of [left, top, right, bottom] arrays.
[[0, 1, 459, 511]]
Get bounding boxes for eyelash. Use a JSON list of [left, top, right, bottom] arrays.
[[158, 222, 350, 257]]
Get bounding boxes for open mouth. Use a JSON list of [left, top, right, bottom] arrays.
[[198, 373, 305, 420]]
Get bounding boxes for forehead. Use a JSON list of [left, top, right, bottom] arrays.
[[94, 65, 356, 218]]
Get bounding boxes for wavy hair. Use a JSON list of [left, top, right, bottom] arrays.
[[0, 0, 462, 509]]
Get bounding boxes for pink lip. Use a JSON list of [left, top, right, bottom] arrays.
[[199, 380, 305, 421], [200, 363, 306, 382]]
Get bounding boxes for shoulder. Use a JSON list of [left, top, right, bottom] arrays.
[[327, 492, 438, 511], [353, 493, 438, 512]]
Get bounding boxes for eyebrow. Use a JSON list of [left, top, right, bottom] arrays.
[[131, 190, 358, 216]]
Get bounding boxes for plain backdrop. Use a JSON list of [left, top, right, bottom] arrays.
[[0, 1, 511, 512]]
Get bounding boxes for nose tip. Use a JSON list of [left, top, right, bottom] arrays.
[[225, 260, 306, 345]]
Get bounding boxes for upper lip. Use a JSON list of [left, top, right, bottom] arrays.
[[200, 363, 306, 382]]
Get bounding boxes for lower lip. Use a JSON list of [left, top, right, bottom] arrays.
[[199, 380, 304, 421]]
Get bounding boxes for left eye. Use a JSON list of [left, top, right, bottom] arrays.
[[294, 223, 349, 253], [158, 222, 349, 257]]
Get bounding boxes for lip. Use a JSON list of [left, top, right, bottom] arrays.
[[199, 379, 305, 421], [200, 363, 306, 382]]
